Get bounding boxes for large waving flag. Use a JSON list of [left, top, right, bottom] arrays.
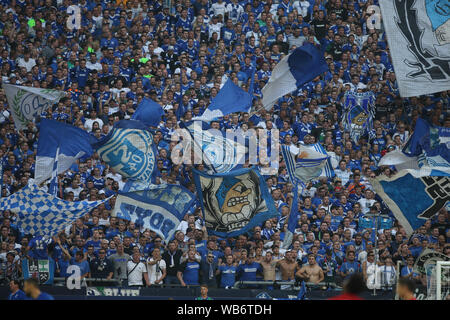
[[194, 79, 253, 122], [131, 97, 164, 127], [35, 119, 96, 184], [194, 168, 279, 238], [261, 43, 328, 110], [93, 120, 158, 184], [342, 91, 376, 143], [379, 0, 450, 97], [371, 170, 449, 235], [403, 118, 450, 169], [182, 121, 246, 173], [3, 84, 65, 130], [113, 184, 196, 241], [281, 144, 330, 185], [0, 183, 109, 236]]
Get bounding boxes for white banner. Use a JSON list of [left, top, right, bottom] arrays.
[[3, 84, 65, 130], [379, 0, 450, 97]]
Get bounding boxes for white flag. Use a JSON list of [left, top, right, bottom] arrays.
[[379, 0, 450, 97], [3, 84, 65, 130]]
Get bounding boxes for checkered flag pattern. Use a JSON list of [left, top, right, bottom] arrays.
[[0, 183, 109, 236]]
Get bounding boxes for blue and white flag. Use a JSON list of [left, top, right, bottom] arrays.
[[3, 84, 65, 130], [93, 120, 158, 184], [182, 121, 246, 173], [403, 118, 450, 169], [371, 170, 449, 235], [113, 184, 196, 241], [310, 143, 335, 178], [261, 43, 328, 110], [194, 79, 253, 122], [193, 168, 279, 238], [35, 119, 96, 184], [281, 144, 330, 185], [379, 0, 450, 97], [283, 184, 299, 249], [0, 183, 109, 236], [342, 91, 376, 143], [131, 97, 164, 127]]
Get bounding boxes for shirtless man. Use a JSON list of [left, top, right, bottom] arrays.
[[276, 250, 300, 289], [296, 253, 324, 285], [260, 251, 279, 281]]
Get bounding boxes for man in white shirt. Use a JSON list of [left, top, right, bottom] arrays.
[[210, 0, 226, 17], [17, 50, 36, 72], [127, 252, 150, 287], [358, 189, 376, 214], [84, 110, 104, 132], [334, 160, 352, 185], [147, 248, 166, 285], [86, 53, 102, 71]]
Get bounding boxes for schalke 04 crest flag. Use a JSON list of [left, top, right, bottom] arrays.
[[194, 168, 279, 238], [371, 170, 449, 235], [93, 120, 157, 184], [112, 184, 196, 241], [342, 91, 375, 143], [3, 84, 65, 130], [379, 0, 450, 97]]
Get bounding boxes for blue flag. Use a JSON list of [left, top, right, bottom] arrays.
[[131, 97, 164, 127], [195, 79, 253, 122], [261, 43, 328, 110], [342, 91, 376, 143], [372, 170, 449, 235], [113, 184, 196, 241], [93, 120, 158, 184], [194, 168, 279, 238], [403, 118, 450, 169], [35, 119, 96, 184], [0, 183, 109, 236]]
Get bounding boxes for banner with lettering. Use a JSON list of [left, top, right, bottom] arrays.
[[112, 184, 196, 241]]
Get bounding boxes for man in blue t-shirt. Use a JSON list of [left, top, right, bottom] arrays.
[[217, 255, 237, 288], [178, 251, 201, 286], [8, 280, 27, 300], [27, 235, 52, 259], [237, 255, 262, 282], [23, 278, 54, 300], [339, 251, 361, 280]]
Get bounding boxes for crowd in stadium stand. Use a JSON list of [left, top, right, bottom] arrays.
[[0, 0, 448, 292]]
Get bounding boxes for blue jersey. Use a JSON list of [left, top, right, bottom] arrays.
[[36, 292, 54, 300], [237, 262, 262, 281], [181, 261, 200, 285], [28, 236, 52, 259], [9, 290, 27, 300], [219, 265, 237, 288], [340, 261, 361, 278]]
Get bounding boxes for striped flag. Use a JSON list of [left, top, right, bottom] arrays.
[[281, 144, 330, 185]]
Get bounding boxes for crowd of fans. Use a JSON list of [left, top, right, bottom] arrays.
[[0, 0, 449, 293]]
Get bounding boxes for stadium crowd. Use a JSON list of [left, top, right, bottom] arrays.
[[0, 0, 449, 293]]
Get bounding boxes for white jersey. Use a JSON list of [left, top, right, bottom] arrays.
[[127, 261, 147, 286], [146, 258, 166, 284]]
